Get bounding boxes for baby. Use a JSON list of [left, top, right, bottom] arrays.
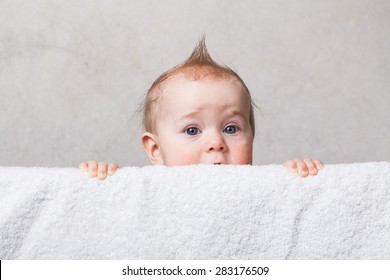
[[80, 38, 323, 179]]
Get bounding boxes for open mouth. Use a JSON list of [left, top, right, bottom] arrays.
[[213, 163, 222, 165]]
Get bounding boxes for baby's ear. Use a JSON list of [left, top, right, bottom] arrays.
[[141, 132, 163, 165]]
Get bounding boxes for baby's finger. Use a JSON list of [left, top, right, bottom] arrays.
[[304, 158, 318, 175], [283, 160, 298, 172], [97, 162, 108, 180], [79, 162, 88, 172], [107, 163, 119, 176], [313, 159, 324, 170], [295, 159, 309, 178], [88, 161, 98, 178]]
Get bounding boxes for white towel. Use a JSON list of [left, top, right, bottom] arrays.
[[0, 162, 389, 259]]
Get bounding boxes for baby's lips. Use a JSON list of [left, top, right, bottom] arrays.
[[199, 159, 225, 165]]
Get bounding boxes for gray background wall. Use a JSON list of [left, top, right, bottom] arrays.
[[1, 0, 389, 167]]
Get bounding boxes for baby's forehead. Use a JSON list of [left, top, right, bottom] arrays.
[[158, 75, 251, 114], [161, 74, 246, 95]]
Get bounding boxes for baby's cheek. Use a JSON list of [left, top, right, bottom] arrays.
[[234, 152, 252, 165], [232, 142, 253, 165], [164, 147, 200, 166], [166, 157, 199, 166]]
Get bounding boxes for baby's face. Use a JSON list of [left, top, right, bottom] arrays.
[[152, 76, 253, 166]]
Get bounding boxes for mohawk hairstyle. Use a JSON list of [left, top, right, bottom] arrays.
[[139, 36, 256, 137], [182, 36, 218, 66]]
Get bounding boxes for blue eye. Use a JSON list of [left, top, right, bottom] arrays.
[[186, 127, 200, 135], [224, 125, 238, 134]]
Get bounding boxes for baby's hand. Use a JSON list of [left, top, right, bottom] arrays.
[[283, 158, 324, 178], [79, 161, 119, 180]]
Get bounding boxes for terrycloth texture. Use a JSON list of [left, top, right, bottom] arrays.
[[0, 162, 389, 260]]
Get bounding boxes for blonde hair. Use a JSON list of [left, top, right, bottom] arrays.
[[139, 37, 256, 137]]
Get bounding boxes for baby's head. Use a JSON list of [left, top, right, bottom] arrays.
[[140, 38, 256, 166]]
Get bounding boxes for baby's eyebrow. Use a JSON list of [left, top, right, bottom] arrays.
[[226, 110, 246, 119], [175, 110, 202, 123], [175, 110, 246, 123], [220, 110, 247, 123]]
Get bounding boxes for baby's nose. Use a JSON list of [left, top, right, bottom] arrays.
[[209, 145, 224, 152], [207, 134, 226, 152]]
